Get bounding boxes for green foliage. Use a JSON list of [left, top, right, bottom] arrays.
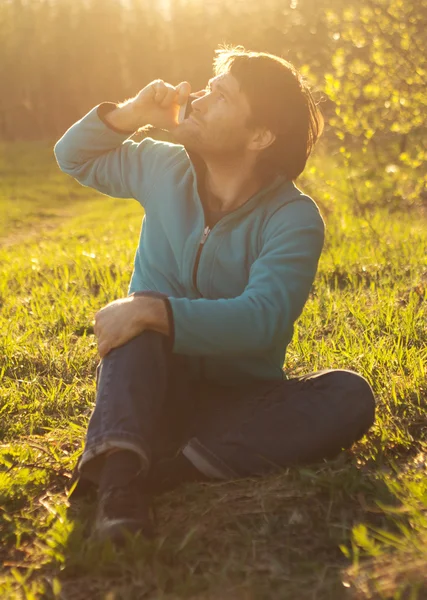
[[321, 0, 427, 206], [344, 461, 427, 597]]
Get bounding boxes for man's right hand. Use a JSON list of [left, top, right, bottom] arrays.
[[125, 80, 192, 132]]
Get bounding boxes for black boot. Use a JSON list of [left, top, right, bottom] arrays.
[[93, 450, 155, 544]]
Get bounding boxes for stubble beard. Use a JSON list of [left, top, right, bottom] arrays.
[[171, 121, 247, 163]]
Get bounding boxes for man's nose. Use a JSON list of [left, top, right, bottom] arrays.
[[190, 90, 209, 113], [193, 89, 208, 99]]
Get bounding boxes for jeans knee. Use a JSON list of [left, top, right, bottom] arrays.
[[338, 370, 376, 424], [97, 330, 169, 378], [347, 370, 375, 399], [135, 329, 167, 345], [118, 329, 167, 353]]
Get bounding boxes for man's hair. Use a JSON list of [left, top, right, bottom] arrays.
[[213, 45, 323, 181]]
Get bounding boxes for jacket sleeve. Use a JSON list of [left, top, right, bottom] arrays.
[[167, 199, 325, 357], [53, 102, 183, 208]]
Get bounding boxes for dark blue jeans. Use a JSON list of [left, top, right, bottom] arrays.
[[73, 329, 376, 492]]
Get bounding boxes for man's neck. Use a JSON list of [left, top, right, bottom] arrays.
[[202, 158, 267, 213]]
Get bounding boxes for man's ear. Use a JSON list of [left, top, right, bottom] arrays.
[[249, 127, 276, 152]]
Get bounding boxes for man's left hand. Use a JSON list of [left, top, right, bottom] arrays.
[[94, 295, 170, 358], [94, 296, 146, 358]]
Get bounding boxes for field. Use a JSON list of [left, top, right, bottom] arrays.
[[0, 141, 426, 599]]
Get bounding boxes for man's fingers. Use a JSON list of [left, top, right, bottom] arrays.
[[153, 80, 168, 104], [152, 80, 190, 108], [98, 341, 110, 358], [175, 81, 191, 105], [159, 86, 178, 108]]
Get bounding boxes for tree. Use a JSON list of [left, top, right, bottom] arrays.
[[323, 0, 427, 207]]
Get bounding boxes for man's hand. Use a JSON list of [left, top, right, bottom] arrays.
[[103, 80, 191, 134], [94, 295, 170, 358]]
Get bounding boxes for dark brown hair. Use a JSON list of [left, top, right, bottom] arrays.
[[213, 44, 324, 181]]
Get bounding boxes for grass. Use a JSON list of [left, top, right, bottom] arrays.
[[0, 140, 426, 599]]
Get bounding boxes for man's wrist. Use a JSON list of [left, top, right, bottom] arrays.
[[133, 295, 170, 337], [97, 102, 145, 134]]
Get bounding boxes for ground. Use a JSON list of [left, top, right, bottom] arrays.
[[0, 141, 426, 599]]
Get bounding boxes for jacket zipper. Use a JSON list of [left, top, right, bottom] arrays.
[[192, 225, 211, 294]]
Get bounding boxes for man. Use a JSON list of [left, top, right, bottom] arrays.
[[54, 46, 376, 544]]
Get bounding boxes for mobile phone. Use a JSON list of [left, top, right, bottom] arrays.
[[178, 93, 198, 124]]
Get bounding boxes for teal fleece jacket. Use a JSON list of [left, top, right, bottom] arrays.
[[54, 103, 325, 384]]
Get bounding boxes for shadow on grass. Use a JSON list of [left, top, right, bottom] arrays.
[[47, 455, 398, 600]]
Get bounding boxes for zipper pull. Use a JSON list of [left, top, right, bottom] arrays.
[[200, 225, 210, 245]]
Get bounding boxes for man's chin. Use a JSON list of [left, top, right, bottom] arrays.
[[170, 127, 201, 151]]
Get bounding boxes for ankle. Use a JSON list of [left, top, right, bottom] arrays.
[[99, 449, 146, 493]]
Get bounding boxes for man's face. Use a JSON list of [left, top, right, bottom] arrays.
[[170, 72, 254, 160]]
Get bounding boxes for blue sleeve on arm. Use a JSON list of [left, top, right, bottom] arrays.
[[53, 102, 183, 208], [168, 200, 325, 357]]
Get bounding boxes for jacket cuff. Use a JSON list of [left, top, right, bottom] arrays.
[[162, 297, 175, 353], [97, 102, 136, 135]]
